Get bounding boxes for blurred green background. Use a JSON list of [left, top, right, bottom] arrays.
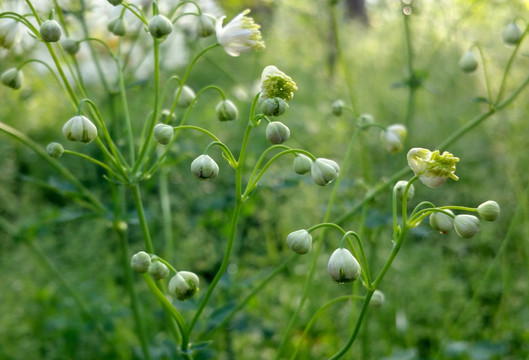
[[1, 0, 529, 359]]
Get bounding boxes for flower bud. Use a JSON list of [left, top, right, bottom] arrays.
[[62, 115, 98, 144], [370, 290, 385, 307], [131, 251, 151, 273], [358, 113, 374, 128], [429, 209, 454, 234], [293, 154, 312, 175], [260, 97, 289, 117], [159, 109, 176, 123], [148, 14, 173, 39], [265, 121, 290, 144], [328, 248, 361, 283], [394, 180, 415, 201], [259, 65, 297, 102], [0, 19, 21, 50], [148, 260, 169, 280], [477, 200, 500, 222], [502, 22, 522, 46], [285, 229, 312, 255], [1, 68, 23, 90], [168, 271, 199, 301], [331, 100, 345, 116], [216, 99, 238, 121], [381, 124, 407, 154], [46, 142, 64, 158], [311, 158, 340, 186], [453, 214, 480, 239], [153, 123, 174, 145], [196, 14, 216, 38], [459, 50, 478, 73], [40, 19, 62, 42], [191, 154, 219, 180], [108, 0, 123, 5], [61, 38, 80, 55], [176, 85, 196, 108], [107, 17, 127, 36]]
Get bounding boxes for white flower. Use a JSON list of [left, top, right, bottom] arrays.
[[0, 18, 21, 49], [407, 148, 459, 188], [216, 9, 265, 57]]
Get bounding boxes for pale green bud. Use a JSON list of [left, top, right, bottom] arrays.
[[477, 200, 500, 222], [358, 113, 375, 128], [168, 271, 199, 301], [62, 115, 98, 144], [131, 251, 151, 273], [370, 290, 385, 307], [148, 260, 169, 280], [159, 109, 176, 123], [46, 142, 64, 158], [0, 19, 21, 50], [1, 68, 23, 90], [311, 158, 340, 186], [331, 100, 345, 116], [394, 180, 414, 201], [286, 229, 312, 255], [502, 22, 522, 46], [429, 209, 454, 234], [265, 121, 290, 144], [328, 248, 361, 283], [153, 123, 174, 145], [216, 99, 238, 121], [382, 124, 407, 154], [108, 0, 123, 5], [191, 154, 219, 180], [61, 38, 80, 55], [196, 14, 216, 38], [40, 19, 62, 42], [176, 85, 196, 108], [148, 15, 173, 39], [293, 154, 312, 175], [453, 214, 480, 239], [459, 50, 478, 73], [108, 17, 127, 36], [260, 98, 288, 117]]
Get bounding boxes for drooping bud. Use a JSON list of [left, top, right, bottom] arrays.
[[477, 200, 500, 222], [107, 17, 127, 36], [453, 214, 480, 239], [394, 180, 415, 201], [311, 158, 340, 186], [168, 271, 199, 301], [216, 99, 238, 121], [176, 85, 196, 108], [1, 68, 23, 90], [429, 209, 454, 234], [0, 19, 22, 50], [381, 124, 407, 154], [265, 121, 290, 144], [46, 142, 64, 158], [407, 148, 459, 188], [131, 251, 151, 273], [159, 109, 176, 123], [327, 248, 361, 283], [502, 22, 522, 46], [191, 154, 219, 180], [62, 115, 98, 144], [153, 123, 174, 145], [148, 260, 169, 280], [285, 229, 312, 255], [196, 14, 216, 38], [40, 19, 62, 42], [331, 100, 345, 116], [61, 38, 80, 55], [358, 113, 375, 128], [148, 14, 173, 39], [459, 50, 478, 73], [370, 290, 385, 307], [293, 154, 312, 175], [260, 97, 289, 117]]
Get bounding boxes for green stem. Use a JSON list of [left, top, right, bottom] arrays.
[[130, 184, 154, 253]]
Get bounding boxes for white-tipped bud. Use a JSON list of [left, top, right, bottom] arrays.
[[108, 17, 127, 36], [131, 251, 151, 273], [61, 38, 80, 55], [46, 142, 64, 158], [328, 248, 361, 283], [311, 158, 340, 186], [1, 68, 23, 90], [261, 98, 288, 117], [153, 124, 174, 145], [459, 50, 478, 73], [148, 14, 173, 39], [394, 180, 415, 201], [477, 200, 500, 222], [286, 229, 312, 255], [0, 19, 22, 50], [429, 209, 454, 234], [502, 22, 522, 46], [216, 99, 238, 121], [265, 121, 290, 144], [196, 14, 216, 38], [191, 154, 219, 180], [62, 115, 98, 144], [293, 154, 312, 175], [176, 85, 196, 108], [453, 214, 480, 239], [148, 260, 169, 280], [381, 124, 407, 154], [370, 290, 385, 307], [40, 19, 62, 42], [331, 100, 345, 116], [168, 271, 199, 301]]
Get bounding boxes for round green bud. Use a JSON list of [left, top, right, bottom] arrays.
[[394, 180, 415, 201], [148, 14, 173, 39], [370, 290, 385, 307], [191, 154, 219, 180], [62, 115, 98, 144], [216, 99, 238, 121], [153, 123, 174, 145], [293, 154, 312, 175], [261, 97, 288, 117], [196, 14, 215, 38], [1, 68, 23, 90], [107, 17, 127, 36], [159, 109, 176, 123], [40, 19, 62, 42], [148, 260, 169, 280], [477, 200, 500, 222], [265, 121, 290, 144], [168, 271, 199, 301], [459, 50, 478, 73], [131, 251, 151, 273], [429, 209, 454, 234], [46, 142, 64, 158], [108, 0, 123, 5], [176, 85, 196, 108], [331, 100, 345, 116], [285, 229, 312, 255], [453, 214, 480, 239], [311, 158, 340, 186], [61, 38, 80, 55], [358, 113, 374, 128], [328, 248, 361, 283], [502, 22, 522, 46]]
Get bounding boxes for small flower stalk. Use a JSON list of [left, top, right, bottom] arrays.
[[168, 271, 200, 301], [191, 154, 219, 180], [216, 9, 265, 57], [286, 229, 312, 255], [311, 158, 340, 186], [407, 148, 459, 188], [62, 115, 98, 144], [328, 248, 361, 283]]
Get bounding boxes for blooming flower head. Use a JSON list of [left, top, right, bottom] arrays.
[[216, 9, 265, 57], [259, 65, 298, 102], [407, 148, 459, 188]]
